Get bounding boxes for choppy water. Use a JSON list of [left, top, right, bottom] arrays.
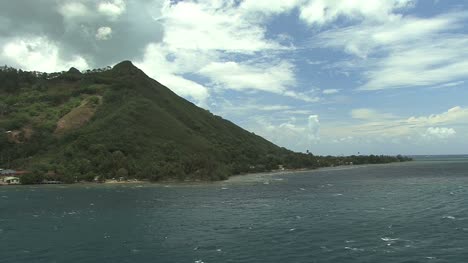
[[1, 157, 468, 263]]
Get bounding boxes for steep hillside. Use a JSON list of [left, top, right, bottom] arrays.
[[0, 62, 291, 181], [0, 62, 410, 182]]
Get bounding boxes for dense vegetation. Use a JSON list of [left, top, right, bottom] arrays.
[[0, 61, 412, 184]]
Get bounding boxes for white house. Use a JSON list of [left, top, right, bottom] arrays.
[[3, 176, 20, 185]]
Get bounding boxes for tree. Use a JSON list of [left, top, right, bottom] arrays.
[[20, 172, 43, 185]]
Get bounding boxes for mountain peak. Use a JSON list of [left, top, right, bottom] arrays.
[[112, 60, 143, 76], [68, 67, 81, 74], [114, 60, 135, 68]]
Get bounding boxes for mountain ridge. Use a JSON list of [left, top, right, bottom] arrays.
[[0, 61, 411, 183]]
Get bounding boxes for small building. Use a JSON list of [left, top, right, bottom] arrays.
[[3, 176, 20, 185]]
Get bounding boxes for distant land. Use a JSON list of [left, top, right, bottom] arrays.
[[0, 61, 411, 184]]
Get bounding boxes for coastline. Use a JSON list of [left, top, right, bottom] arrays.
[[1, 162, 409, 187], [224, 162, 402, 183]]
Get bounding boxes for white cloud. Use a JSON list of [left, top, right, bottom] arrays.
[[406, 106, 468, 126], [308, 115, 320, 140], [158, 0, 285, 53], [322, 89, 339, 95], [95, 26, 112, 40], [360, 36, 468, 90], [57, 1, 90, 19], [423, 127, 456, 139], [283, 90, 320, 102], [215, 100, 293, 117], [136, 43, 210, 105], [239, 0, 302, 16], [433, 81, 465, 89], [157, 74, 210, 106], [315, 12, 459, 58], [134, 0, 308, 105], [314, 9, 468, 90], [98, 0, 126, 20], [299, 0, 414, 25], [324, 106, 468, 140], [1, 36, 89, 72], [199, 60, 296, 94]]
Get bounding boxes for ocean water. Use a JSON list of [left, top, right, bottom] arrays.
[[1, 157, 468, 263]]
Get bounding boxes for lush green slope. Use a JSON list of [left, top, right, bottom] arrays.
[[0, 61, 411, 183]]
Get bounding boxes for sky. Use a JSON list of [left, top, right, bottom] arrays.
[[1, 0, 468, 155]]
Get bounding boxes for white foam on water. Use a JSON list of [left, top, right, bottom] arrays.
[[333, 193, 343, 196], [381, 237, 399, 242], [194, 260, 205, 263], [289, 228, 296, 231], [299, 188, 306, 191], [443, 215, 456, 220], [221, 187, 228, 190], [216, 249, 222, 252], [344, 246, 364, 252]]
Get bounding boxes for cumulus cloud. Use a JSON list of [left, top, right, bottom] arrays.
[[57, 1, 90, 19], [158, 0, 285, 53], [98, 0, 126, 20], [135, 0, 321, 104], [1, 36, 89, 72], [308, 115, 320, 140], [423, 127, 456, 139], [95, 26, 112, 40]]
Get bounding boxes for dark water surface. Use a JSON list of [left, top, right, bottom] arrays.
[[1, 157, 468, 263]]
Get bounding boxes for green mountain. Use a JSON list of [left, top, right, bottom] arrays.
[[0, 61, 410, 183]]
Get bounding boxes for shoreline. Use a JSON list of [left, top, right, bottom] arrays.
[[224, 161, 411, 184], [1, 162, 410, 187]]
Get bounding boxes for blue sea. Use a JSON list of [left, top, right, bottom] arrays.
[[1, 156, 468, 262]]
